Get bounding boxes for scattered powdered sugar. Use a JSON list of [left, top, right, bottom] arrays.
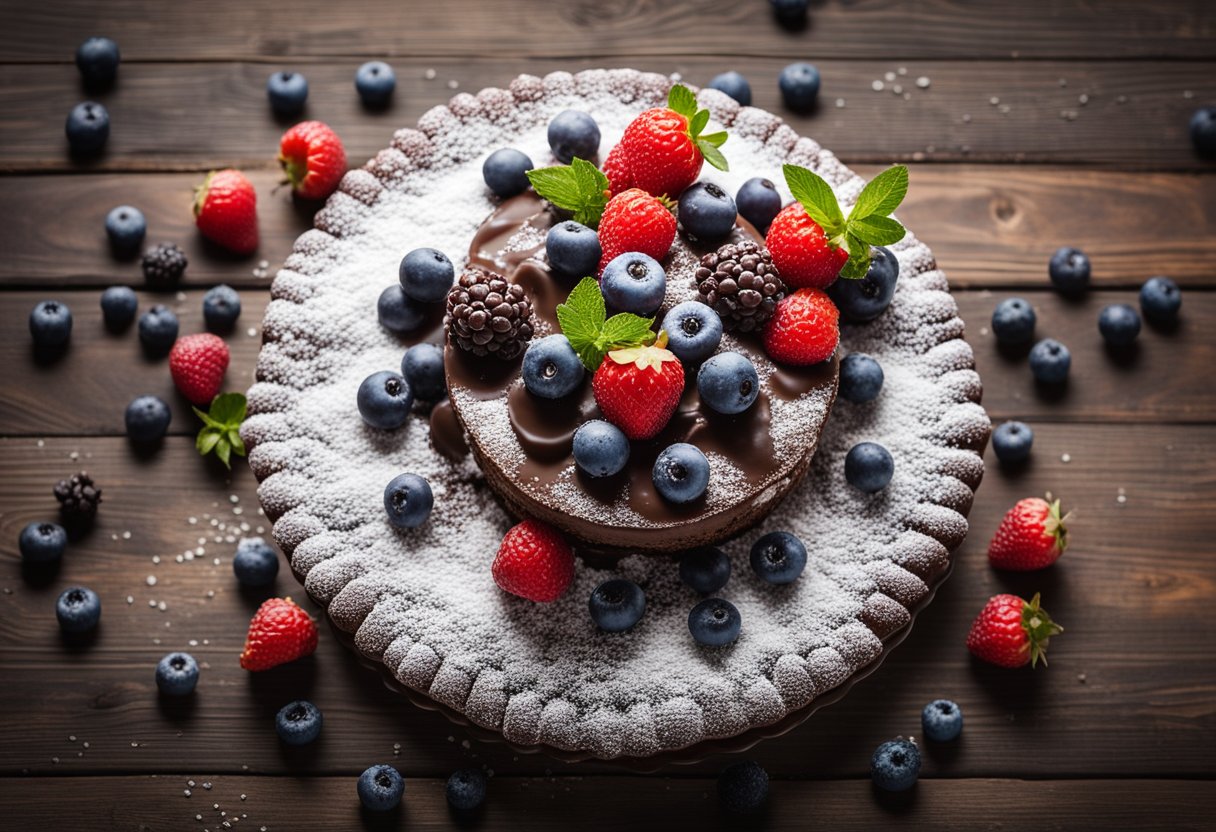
[[242, 69, 988, 760]]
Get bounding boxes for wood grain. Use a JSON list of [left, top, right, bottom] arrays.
[[0, 426, 1212, 777], [4, 166, 1215, 290], [5, 0, 1215, 61], [3, 59, 1216, 172]]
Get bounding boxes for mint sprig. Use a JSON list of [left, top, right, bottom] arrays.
[[525, 157, 610, 228], [668, 84, 729, 172], [782, 163, 909, 280], [556, 277, 655, 371], [193, 392, 247, 469]]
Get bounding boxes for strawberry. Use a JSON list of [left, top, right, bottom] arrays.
[[278, 120, 347, 201], [193, 169, 258, 255], [239, 597, 319, 671], [762, 288, 840, 366], [592, 332, 685, 440], [988, 497, 1071, 571], [967, 593, 1062, 668], [617, 84, 728, 198], [602, 142, 633, 195], [596, 187, 677, 275], [767, 163, 909, 288], [169, 333, 230, 406], [492, 519, 575, 603]]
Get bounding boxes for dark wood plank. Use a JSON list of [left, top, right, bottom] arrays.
[[3, 59, 1216, 172], [0, 425, 1212, 778], [4, 166, 1215, 290], [4, 0, 1215, 60]]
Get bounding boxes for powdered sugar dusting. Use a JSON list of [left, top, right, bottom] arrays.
[[243, 69, 989, 760]]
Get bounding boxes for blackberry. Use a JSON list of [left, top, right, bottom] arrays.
[[695, 240, 786, 333], [445, 268, 534, 360], [54, 471, 102, 519], [141, 243, 188, 289]]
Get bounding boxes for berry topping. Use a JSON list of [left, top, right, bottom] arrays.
[[708, 71, 753, 106], [445, 268, 534, 360], [989, 496, 1071, 572], [169, 333, 230, 406], [138, 304, 179, 355], [678, 181, 737, 243], [588, 578, 646, 633], [547, 109, 601, 164], [239, 597, 318, 672], [29, 300, 73, 348], [695, 240, 786, 333], [194, 169, 259, 255], [482, 148, 534, 199], [65, 102, 109, 155], [617, 84, 729, 198], [141, 242, 188, 289], [661, 301, 723, 365], [18, 521, 67, 565], [233, 537, 280, 588], [749, 530, 808, 584], [967, 592, 1062, 668], [278, 120, 347, 201], [192, 392, 247, 469], [718, 760, 769, 815], [377, 285, 427, 334], [276, 700, 323, 746], [697, 351, 759, 415], [1029, 338, 1071, 384], [572, 419, 630, 478], [100, 286, 138, 331], [762, 287, 840, 366], [522, 334, 585, 400], [155, 652, 200, 696], [358, 765, 404, 812], [202, 284, 242, 332], [779, 62, 821, 112], [527, 157, 612, 228], [545, 220, 602, 280], [401, 343, 447, 402], [446, 769, 487, 813], [990, 297, 1037, 345], [826, 245, 900, 322], [688, 597, 742, 647], [922, 699, 964, 742], [1140, 275, 1182, 326], [54, 471, 102, 519], [596, 187, 678, 274], [266, 71, 308, 117], [735, 177, 782, 233], [601, 142, 633, 195], [679, 547, 732, 594], [838, 353, 884, 403], [383, 473, 434, 529], [991, 420, 1034, 465], [593, 333, 685, 441], [56, 586, 101, 633], [845, 441, 895, 493], [600, 252, 667, 316], [555, 276, 656, 371], [492, 519, 575, 603], [652, 442, 711, 504], [1098, 303, 1141, 347], [357, 370, 414, 430], [1048, 246, 1091, 294], [871, 738, 921, 792], [125, 395, 171, 443], [105, 205, 146, 257], [354, 61, 396, 108]]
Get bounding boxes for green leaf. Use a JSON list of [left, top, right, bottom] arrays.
[[197, 429, 221, 455], [228, 430, 247, 458], [194, 391, 247, 467], [667, 83, 698, 118], [848, 214, 907, 246], [209, 392, 247, 426], [783, 164, 844, 236], [698, 131, 727, 147], [600, 312, 656, 351], [698, 140, 729, 172], [838, 232, 872, 280], [192, 406, 221, 430], [525, 159, 610, 228], [689, 108, 710, 137], [215, 438, 232, 469], [849, 165, 909, 222], [556, 277, 608, 370]]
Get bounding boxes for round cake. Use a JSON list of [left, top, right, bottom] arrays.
[[243, 68, 990, 761]]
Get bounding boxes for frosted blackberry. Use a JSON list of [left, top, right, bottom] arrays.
[[141, 243, 188, 288], [445, 268, 534, 360], [54, 471, 102, 519], [695, 240, 785, 332]]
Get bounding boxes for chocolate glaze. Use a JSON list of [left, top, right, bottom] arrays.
[[428, 399, 470, 462], [446, 193, 839, 552]]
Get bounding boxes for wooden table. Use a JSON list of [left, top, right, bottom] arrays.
[[1, 2, 1214, 829]]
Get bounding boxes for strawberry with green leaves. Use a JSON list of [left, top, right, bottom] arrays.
[[766, 164, 909, 289], [193, 392, 247, 469], [988, 496, 1072, 571], [967, 593, 1063, 668], [617, 83, 729, 199]]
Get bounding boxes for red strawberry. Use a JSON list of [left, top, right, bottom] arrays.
[[592, 334, 685, 440], [169, 333, 230, 406], [596, 188, 677, 275], [278, 120, 347, 201], [967, 593, 1062, 668], [762, 288, 840, 366], [765, 202, 849, 289], [193, 169, 258, 255], [602, 142, 633, 195], [617, 84, 728, 198], [239, 597, 319, 671], [492, 519, 575, 603], [988, 497, 1071, 571]]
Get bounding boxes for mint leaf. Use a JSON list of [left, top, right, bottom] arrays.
[[850, 165, 908, 221], [689, 108, 710, 137], [193, 392, 248, 469], [849, 214, 906, 246], [601, 313, 656, 351], [839, 232, 872, 280], [668, 83, 698, 118], [556, 277, 655, 370], [783, 164, 844, 236], [526, 159, 610, 228], [699, 131, 727, 147], [698, 141, 729, 172]]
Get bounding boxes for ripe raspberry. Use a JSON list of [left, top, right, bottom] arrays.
[[762, 288, 840, 365], [169, 333, 230, 406], [240, 597, 319, 671], [492, 519, 575, 603]]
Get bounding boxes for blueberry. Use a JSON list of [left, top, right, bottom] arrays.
[[718, 760, 769, 815], [678, 181, 738, 242], [838, 353, 884, 403], [1098, 303, 1141, 348], [522, 334, 585, 399], [155, 652, 199, 696], [19, 522, 67, 564], [138, 305, 179, 355], [588, 579, 646, 633], [355, 61, 396, 107], [770, 0, 810, 26], [56, 586, 101, 633], [1140, 276, 1181, 327], [76, 37, 120, 87], [1190, 107, 1216, 158], [679, 547, 731, 594], [662, 302, 722, 366], [547, 110, 601, 164], [779, 63, 821, 112], [871, 738, 921, 792], [105, 206, 146, 257], [1029, 338, 1071, 384], [572, 419, 630, 478], [991, 420, 1033, 465], [233, 537, 280, 587], [378, 285, 427, 334], [267, 71, 308, 116], [600, 252, 666, 316], [826, 246, 899, 322], [736, 177, 782, 232], [357, 371, 414, 429], [1049, 246, 1090, 294], [125, 395, 171, 443], [399, 248, 455, 304], [29, 300, 73, 347], [203, 284, 241, 332], [921, 699, 963, 742], [383, 473, 434, 529], [688, 597, 742, 647], [545, 221, 602, 279], [652, 443, 710, 504], [401, 343, 446, 401], [276, 700, 323, 746], [65, 102, 110, 155], [845, 442, 895, 493], [749, 531, 807, 584], [708, 71, 752, 106], [100, 286, 139, 331], [697, 351, 759, 415], [990, 297, 1037, 345], [482, 148, 534, 199], [446, 768, 487, 813], [358, 764, 404, 812]]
